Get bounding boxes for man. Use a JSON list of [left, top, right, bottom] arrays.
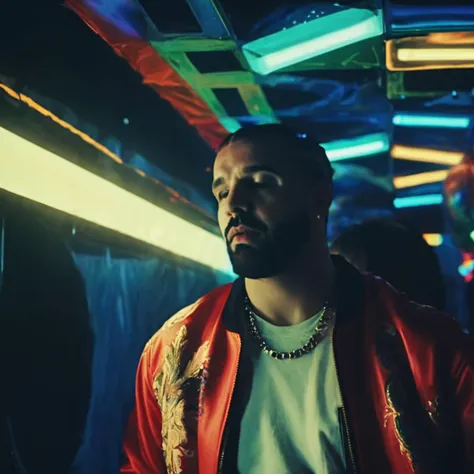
[[121, 125, 474, 474]]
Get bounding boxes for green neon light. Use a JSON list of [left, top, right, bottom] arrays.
[[243, 9, 383, 75]]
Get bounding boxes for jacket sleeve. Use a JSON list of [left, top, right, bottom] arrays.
[[121, 343, 167, 473], [450, 327, 474, 470]]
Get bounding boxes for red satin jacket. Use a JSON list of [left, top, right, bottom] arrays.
[[121, 257, 474, 474]]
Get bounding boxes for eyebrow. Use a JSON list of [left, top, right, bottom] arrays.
[[212, 165, 279, 190]]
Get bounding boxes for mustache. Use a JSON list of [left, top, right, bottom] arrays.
[[225, 213, 266, 240]]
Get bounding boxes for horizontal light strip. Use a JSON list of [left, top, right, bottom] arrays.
[[394, 194, 443, 209], [0, 82, 215, 220], [0, 127, 233, 274], [393, 113, 471, 129], [0, 83, 123, 164], [243, 8, 382, 75], [322, 133, 390, 162], [391, 145, 464, 166], [394, 170, 449, 189], [398, 48, 474, 62], [423, 233, 444, 247]]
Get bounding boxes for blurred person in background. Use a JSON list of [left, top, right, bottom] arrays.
[[122, 125, 473, 474], [0, 202, 94, 474], [331, 219, 446, 311]]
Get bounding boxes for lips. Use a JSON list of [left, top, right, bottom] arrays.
[[228, 225, 260, 243]]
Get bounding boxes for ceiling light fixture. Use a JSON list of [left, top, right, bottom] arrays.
[[387, 32, 474, 71], [393, 113, 471, 129], [394, 194, 443, 209], [394, 170, 449, 189], [391, 145, 464, 166], [243, 8, 383, 75]]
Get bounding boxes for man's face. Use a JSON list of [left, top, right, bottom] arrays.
[[212, 141, 318, 279]]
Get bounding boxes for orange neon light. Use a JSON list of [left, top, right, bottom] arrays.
[[0, 83, 122, 164], [391, 145, 464, 166], [386, 32, 474, 71], [394, 170, 449, 189], [422, 234, 443, 247]]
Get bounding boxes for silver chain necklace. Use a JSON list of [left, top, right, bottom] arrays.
[[244, 297, 333, 360]]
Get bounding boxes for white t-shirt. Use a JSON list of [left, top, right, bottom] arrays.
[[237, 309, 346, 474]]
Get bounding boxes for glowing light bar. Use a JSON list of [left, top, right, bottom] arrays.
[[0, 127, 233, 274], [393, 113, 471, 129], [391, 145, 464, 166], [394, 170, 449, 189], [387, 33, 474, 71], [322, 133, 390, 162], [394, 194, 443, 209], [391, 6, 474, 34], [423, 233, 444, 247], [398, 48, 474, 63], [243, 8, 383, 75]]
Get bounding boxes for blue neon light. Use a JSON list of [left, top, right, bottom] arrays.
[[393, 114, 471, 129], [391, 6, 474, 32], [394, 194, 443, 209]]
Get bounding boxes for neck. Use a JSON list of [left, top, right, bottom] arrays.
[[244, 248, 335, 326]]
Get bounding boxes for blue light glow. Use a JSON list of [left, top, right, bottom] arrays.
[[393, 114, 471, 129], [322, 133, 390, 161], [394, 194, 443, 209], [391, 6, 474, 32]]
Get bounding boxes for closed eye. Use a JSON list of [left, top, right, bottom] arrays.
[[218, 189, 229, 200]]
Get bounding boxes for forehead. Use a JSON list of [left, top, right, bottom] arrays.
[[213, 141, 289, 178]]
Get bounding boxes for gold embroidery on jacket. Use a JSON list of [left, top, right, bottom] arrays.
[[161, 304, 195, 331], [153, 325, 210, 474], [384, 380, 415, 471]]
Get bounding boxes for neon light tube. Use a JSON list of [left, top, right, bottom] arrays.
[[0, 127, 233, 274], [391, 145, 464, 166], [394, 194, 443, 209], [387, 33, 474, 71], [397, 48, 474, 62], [393, 114, 471, 129], [391, 6, 474, 33], [243, 9, 383, 75], [322, 133, 390, 162], [423, 234, 444, 247], [394, 170, 449, 189]]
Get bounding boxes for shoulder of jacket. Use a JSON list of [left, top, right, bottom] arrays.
[[371, 275, 461, 338], [143, 282, 233, 353]]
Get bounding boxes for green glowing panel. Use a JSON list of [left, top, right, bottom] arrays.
[[243, 9, 384, 75]]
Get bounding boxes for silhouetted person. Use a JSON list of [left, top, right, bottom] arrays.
[[0, 205, 93, 474], [331, 218, 446, 311]]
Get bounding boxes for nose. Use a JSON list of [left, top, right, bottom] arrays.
[[225, 183, 252, 217]]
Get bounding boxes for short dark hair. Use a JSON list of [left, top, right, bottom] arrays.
[[331, 219, 446, 310], [217, 124, 334, 185]]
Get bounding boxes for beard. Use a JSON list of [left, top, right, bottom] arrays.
[[226, 210, 312, 279]]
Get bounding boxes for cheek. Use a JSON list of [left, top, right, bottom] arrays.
[[217, 207, 227, 236]]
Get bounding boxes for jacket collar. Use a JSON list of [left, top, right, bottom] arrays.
[[221, 254, 365, 333]]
